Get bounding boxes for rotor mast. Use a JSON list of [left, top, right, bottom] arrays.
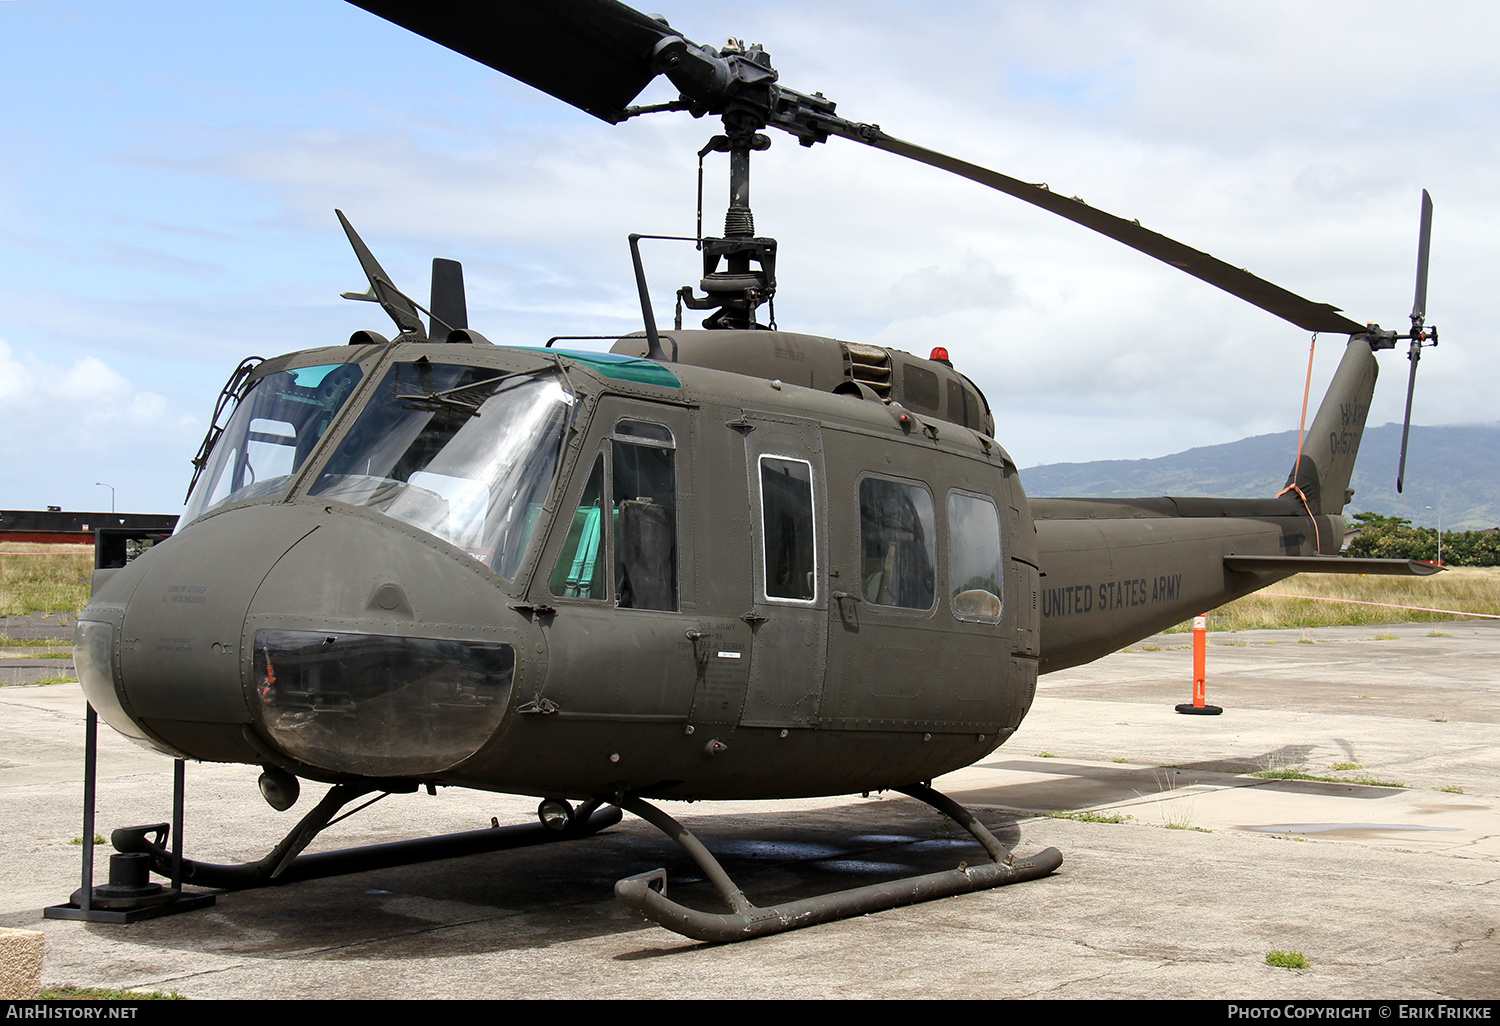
[[673, 43, 779, 330]]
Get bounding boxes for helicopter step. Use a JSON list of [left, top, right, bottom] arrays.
[[111, 785, 622, 891], [613, 783, 1061, 943]]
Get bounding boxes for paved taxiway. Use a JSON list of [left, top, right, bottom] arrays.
[[1, 619, 1495, 999]]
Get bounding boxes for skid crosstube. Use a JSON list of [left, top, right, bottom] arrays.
[[112, 785, 622, 890], [613, 784, 1062, 943]]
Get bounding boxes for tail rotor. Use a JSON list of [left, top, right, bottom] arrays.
[[1396, 189, 1437, 493]]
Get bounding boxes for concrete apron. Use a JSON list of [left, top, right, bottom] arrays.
[[0, 620, 1495, 999]]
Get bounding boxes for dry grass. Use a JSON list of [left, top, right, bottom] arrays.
[[1167, 567, 1500, 632], [0, 635, 71, 648], [0, 544, 92, 616]]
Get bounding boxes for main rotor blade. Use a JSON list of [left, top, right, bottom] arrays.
[[348, 1, 1368, 335], [844, 129, 1368, 335], [1411, 189, 1433, 325], [348, 0, 675, 123]]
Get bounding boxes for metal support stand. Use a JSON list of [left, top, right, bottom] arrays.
[[48, 706, 623, 914], [45, 705, 215, 922], [614, 783, 1062, 943]]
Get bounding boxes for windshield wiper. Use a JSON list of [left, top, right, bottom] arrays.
[[396, 373, 519, 415]]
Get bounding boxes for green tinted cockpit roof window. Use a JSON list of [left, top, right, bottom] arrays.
[[514, 348, 681, 389], [287, 364, 341, 388]]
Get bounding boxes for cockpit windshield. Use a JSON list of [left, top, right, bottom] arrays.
[[181, 362, 364, 529], [308, 362, 573, 578]]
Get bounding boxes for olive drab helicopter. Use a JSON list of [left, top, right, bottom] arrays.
[[67, 0, 1442, 942]]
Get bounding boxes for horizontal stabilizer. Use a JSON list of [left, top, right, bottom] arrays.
[[1224, 555, 1444, 577]]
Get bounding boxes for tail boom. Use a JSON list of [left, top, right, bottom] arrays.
[[1029, 334, 1388, 673]]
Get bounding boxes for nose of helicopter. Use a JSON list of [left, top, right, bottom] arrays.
[[78, 504, 323, 761], [78, 503, 528, 776]]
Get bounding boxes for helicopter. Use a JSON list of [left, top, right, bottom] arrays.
[[67, 0, 1443, 942]]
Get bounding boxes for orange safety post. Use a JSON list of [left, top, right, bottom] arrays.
[[1175, 614, 1222, 715]]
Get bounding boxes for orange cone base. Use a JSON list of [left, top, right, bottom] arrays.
[[1175, 703, 1223, 716]]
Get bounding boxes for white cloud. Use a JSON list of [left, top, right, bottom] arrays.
[[3, 0, 1495, 482], [0, 339, 198, 512]]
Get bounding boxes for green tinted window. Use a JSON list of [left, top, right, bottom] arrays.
[[550, 455, 606, 600]]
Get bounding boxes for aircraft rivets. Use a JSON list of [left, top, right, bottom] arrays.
[[609, 753, 620, 763]]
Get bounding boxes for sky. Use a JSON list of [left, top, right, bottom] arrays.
[[1, 0, 1495, 515]]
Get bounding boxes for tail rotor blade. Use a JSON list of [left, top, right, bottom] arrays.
[[1396, 343, 1421, 493], [1398, 190, 1435, 494], [1412, 189, 1433, 327]]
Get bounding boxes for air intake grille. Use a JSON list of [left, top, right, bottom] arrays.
[[842, 342, 892, 397]]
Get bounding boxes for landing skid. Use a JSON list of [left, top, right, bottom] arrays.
[[113, 784, 622, 891], [614, 783, 1062, 943]]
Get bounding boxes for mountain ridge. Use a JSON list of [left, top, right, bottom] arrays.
[[1020, 423, 1500, 531]]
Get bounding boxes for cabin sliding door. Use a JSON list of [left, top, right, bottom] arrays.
[[740, 414, 828, 728]]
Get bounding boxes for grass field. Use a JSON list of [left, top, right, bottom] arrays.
[[0, 543, 92, 617], [1170, 567, 1500, 632]]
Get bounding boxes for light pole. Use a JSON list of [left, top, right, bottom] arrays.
[[1426, 505, 1442, 564], [95, 482, 115, 514]]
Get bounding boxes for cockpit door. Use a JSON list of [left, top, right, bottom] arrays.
[[531, 398, 699, 720]]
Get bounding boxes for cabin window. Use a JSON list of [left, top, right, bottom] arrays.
[[612, 437, 676, 610], [948, 491, 1003, 622], [759, 456, 816, 602], [859, 477, 935, 609], [548, 422, 678, 611], [615, 419, 674, 443]]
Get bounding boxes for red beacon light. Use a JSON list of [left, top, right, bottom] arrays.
[[929, 347, 952, 366]]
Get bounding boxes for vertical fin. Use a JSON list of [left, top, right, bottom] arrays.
[[1281, 336, 1379, 519]]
